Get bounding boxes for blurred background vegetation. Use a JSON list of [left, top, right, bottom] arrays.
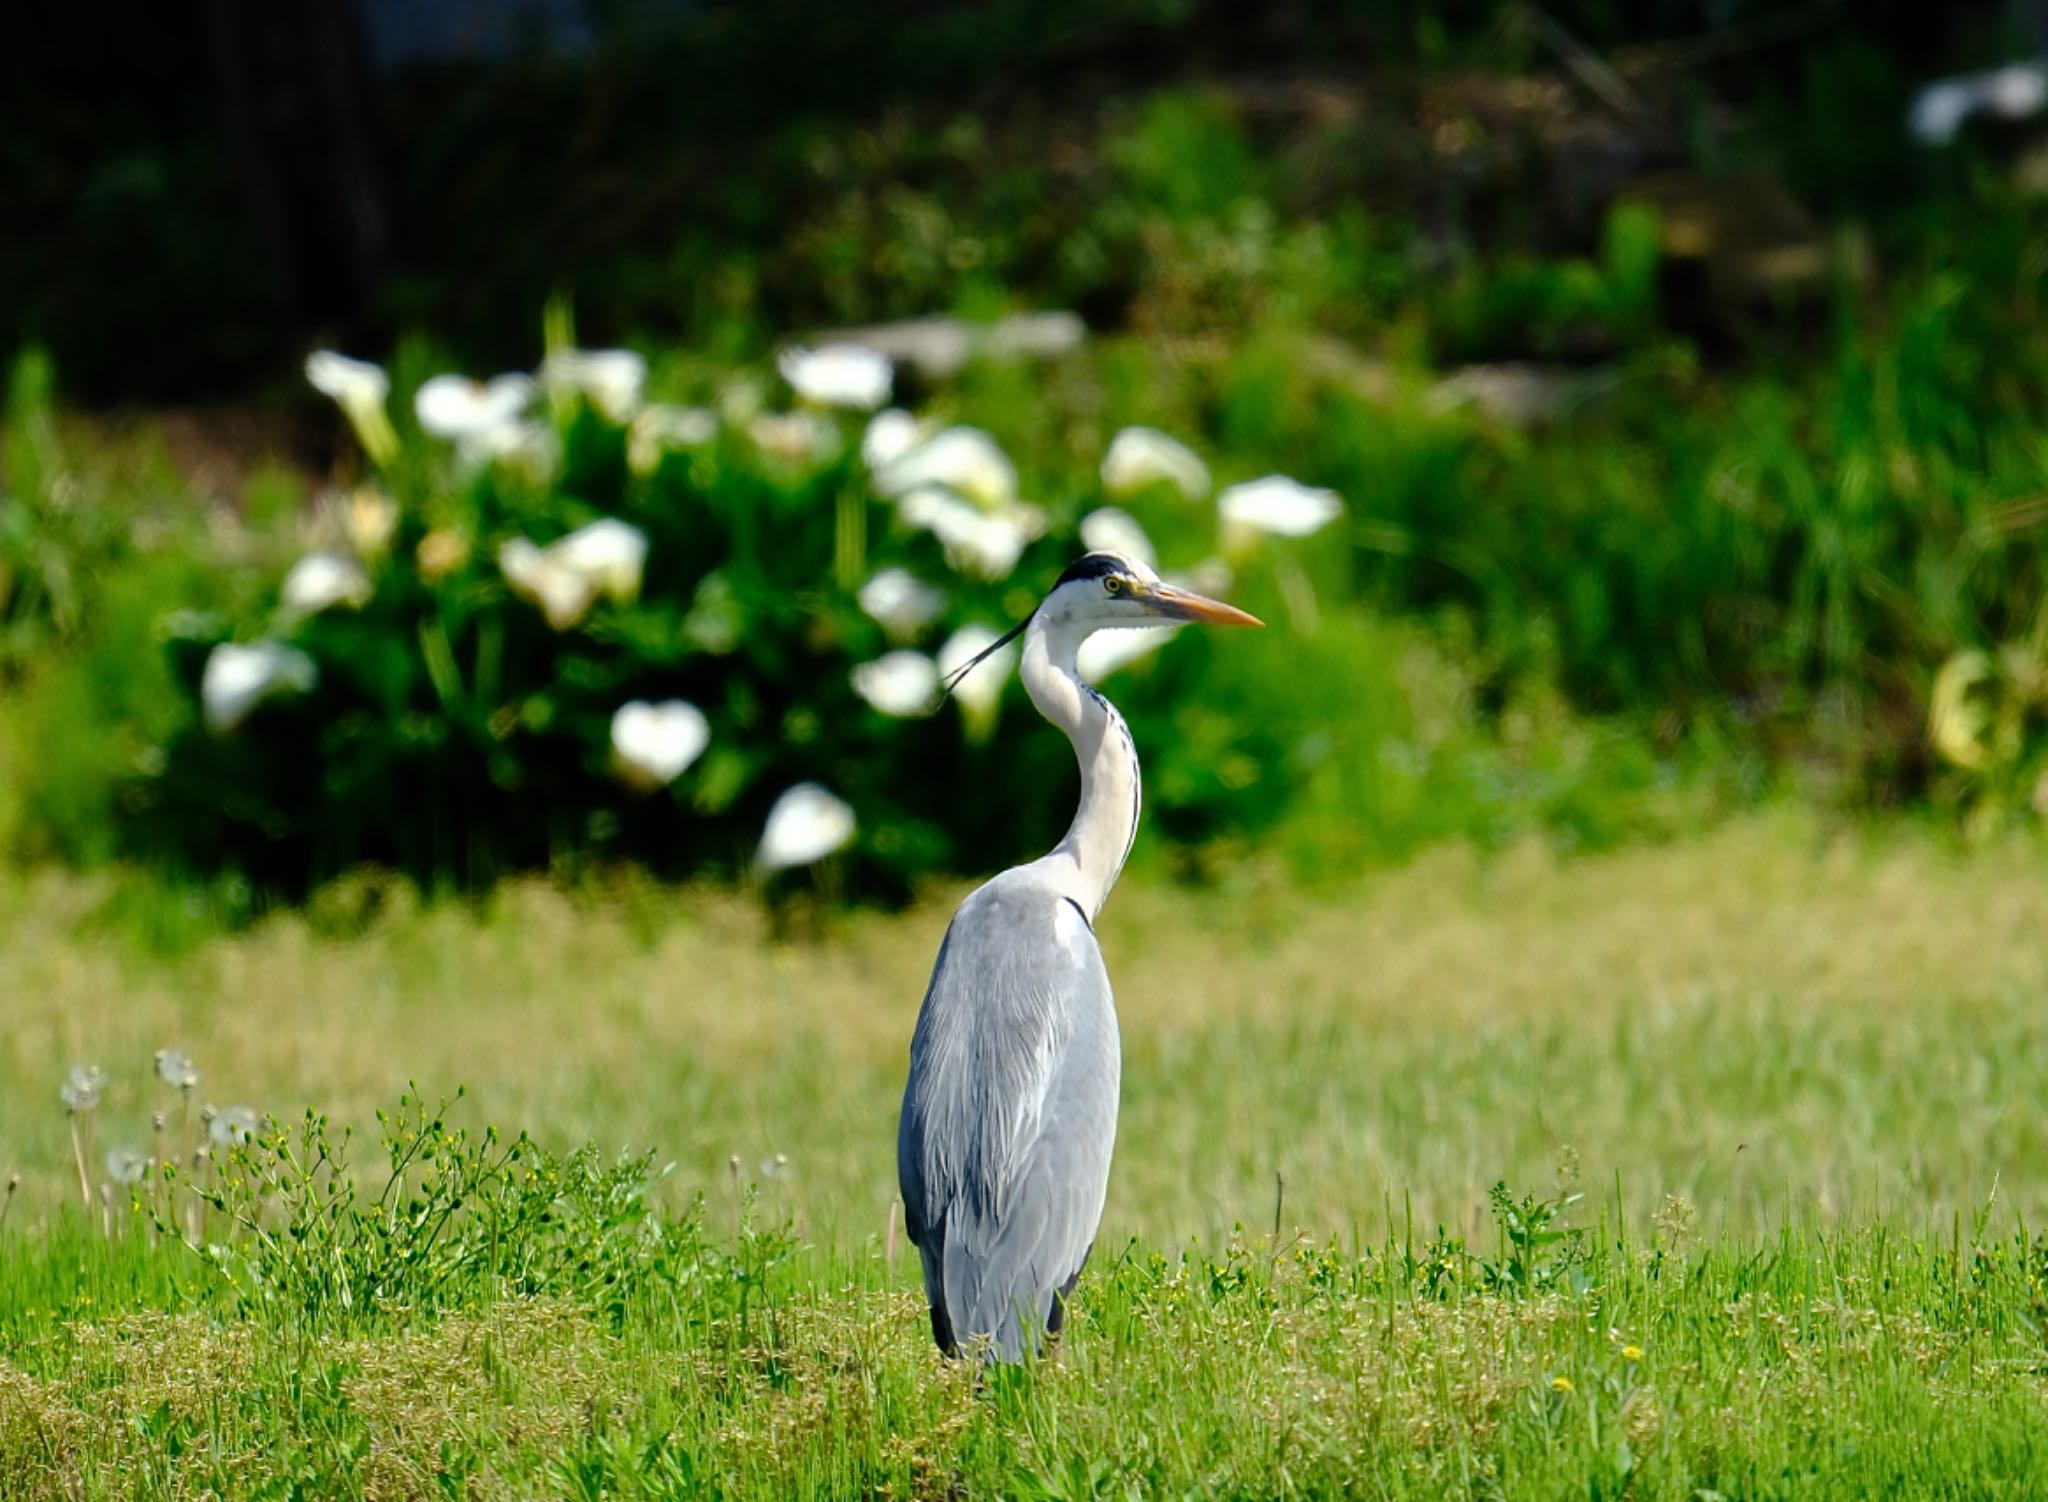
[[5, 0, 2048, 914]]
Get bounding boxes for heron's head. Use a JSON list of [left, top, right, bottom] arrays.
[[942, 550, 1261, 697], [1036, 551, 1264, 632]]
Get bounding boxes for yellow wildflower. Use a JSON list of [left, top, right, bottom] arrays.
[[1622, 1344, 1643, 1362], [1551, 1376, 1574, 1394]]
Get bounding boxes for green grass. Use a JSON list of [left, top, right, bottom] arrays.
[[4, 814, 2048, 1496]]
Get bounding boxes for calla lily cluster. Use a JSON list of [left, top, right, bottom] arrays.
[[162, 325, 1357, 896]]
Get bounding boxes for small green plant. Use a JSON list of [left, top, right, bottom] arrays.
[[1479, 1180, 1593, 1297], [1420, 1182, 1596, 1299]]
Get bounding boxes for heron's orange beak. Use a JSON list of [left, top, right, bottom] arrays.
[[1143, 582, 1264, 628]]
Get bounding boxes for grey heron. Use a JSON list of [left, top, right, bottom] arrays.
[[896, 550, 1262, 1359]]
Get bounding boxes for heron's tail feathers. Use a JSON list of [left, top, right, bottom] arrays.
[[933, 1216, 1062, 1362]]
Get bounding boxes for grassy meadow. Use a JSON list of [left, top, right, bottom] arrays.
[[5, 813, 2048, 1497]]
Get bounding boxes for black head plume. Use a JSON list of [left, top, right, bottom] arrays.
[[940, 612, 1031, 699]]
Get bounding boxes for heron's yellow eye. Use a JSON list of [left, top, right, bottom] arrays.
[[1103, 576, 1123, 595]]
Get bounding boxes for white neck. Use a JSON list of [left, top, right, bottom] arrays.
[[1019, 612, 1142, 922]]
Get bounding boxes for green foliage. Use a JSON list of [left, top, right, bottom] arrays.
[[0, 349, 129, 676]]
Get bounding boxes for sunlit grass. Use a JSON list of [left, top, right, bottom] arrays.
[[7, 812, 2045, 1241], [4, 813, 2048, 1496]]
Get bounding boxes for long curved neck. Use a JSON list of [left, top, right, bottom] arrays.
[[1020, 613, 1142, 922]]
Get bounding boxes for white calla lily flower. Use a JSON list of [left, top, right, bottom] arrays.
[[898, 486, 1033, 579], [857, 567, 948, 640], [967, 511, 1039, 579], [748, 409, 842, 465], [852, 651, 940, 717], [609, 700, 710, 792], [627, 404, 718, 474], [414, 373, 534, 447], [475, 419, 560, 477], [1101, 426, 1210, 500], [757, 783, 857, 872], [305, 350, 387, 407], [860, 408, 934, 472], [538, 347, 646, 421], [1908, 61, 2048, 145], [280, 552, 373, 618], [778, 342, 893, 410], [938, 623, 1019, 727], [873, 426, 1018, 510], [1079, 507, 1157, 570], [1078, 624, 1178, 683], [498, 519, 648, 630], [1218, 475, 1344, 539], [304, 350, 398, 466], [550, 519, 647, 603], [202, 642, 317, 734], [499, 539, 594, 630]]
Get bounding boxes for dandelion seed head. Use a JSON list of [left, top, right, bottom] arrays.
[[155, 1047, 200, 1091], [60, 1065, 105, 1114], [209, 1106, 261, 1148]]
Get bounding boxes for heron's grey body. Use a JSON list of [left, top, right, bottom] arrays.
[[897, 871, 1121, 1358], [897, 551, 1258, 1360]]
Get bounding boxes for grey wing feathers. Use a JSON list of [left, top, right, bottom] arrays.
[[897, 872, 1120, 1359]]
